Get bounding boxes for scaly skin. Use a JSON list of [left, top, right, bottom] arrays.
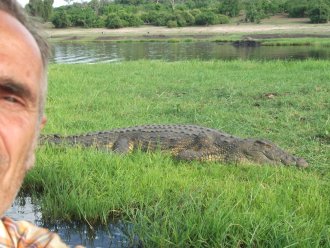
[[39, 124, 308, 168]]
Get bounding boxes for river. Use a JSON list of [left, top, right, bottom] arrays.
[[51, 41, 330, 63]]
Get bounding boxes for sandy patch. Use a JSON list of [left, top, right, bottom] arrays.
[[46, 16, 330, 40]]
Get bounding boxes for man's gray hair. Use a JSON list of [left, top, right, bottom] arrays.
[[0, 0, 51, 120]]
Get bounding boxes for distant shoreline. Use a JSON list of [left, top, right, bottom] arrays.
[[46, 16, 330, 42]]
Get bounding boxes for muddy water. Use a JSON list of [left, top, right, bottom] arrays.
[[6, 197, 140, 247], [51, 41, 330, 64]]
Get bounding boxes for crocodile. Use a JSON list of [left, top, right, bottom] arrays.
[[39, 124, 308, 168]]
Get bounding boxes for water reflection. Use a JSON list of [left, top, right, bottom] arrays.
[[6, 197, 140, 248], [51, 41, 330, 64]]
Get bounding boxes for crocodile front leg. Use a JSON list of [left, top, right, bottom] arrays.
[[176, 149, 228, 162], [112, 137, 134, 154]]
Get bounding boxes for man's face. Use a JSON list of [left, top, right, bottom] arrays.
[[0, 10, 46, 216]]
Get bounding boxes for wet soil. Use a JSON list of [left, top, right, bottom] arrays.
[[95, 34, 216, 41]]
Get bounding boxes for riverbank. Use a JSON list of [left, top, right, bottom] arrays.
[[46, 15, 330, 45], [25, 60, 329, 247]]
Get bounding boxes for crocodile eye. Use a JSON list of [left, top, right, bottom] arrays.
[[254, 140, 272, 148]]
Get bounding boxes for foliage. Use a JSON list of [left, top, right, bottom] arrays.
[[286, 0, 309, 17], [245, 1, 264, 23], [180, 10, 195, 25], [50, 0, 330, 28], [288, 5, 308, 17], [217, 14, 230, 24], [195, 11, 218, 25], [25, 0, 54, 21], [105, 13, 125, 28], [51, 10, 70, 28], [308, 2, 330, 23], [189, 8, 202, 17], [141, 10, 173, 26], [166, 19, 178, 27], [244, 0, 275, 23], [218, 0, 241, 17], [72, 7, 100, 28]]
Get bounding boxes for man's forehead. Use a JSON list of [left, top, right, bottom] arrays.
[[0, 10, 42, 65], [0, 9, 43, 108]]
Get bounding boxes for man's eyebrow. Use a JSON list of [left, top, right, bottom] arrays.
[[0, 77, 36, 103]]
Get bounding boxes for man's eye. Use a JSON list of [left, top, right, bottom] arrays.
[[2, 95, 20, 103]]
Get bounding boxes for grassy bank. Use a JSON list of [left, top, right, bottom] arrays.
[[25, 60, 329, 247], [49, 31, 330, 47], [46, 16, 330, 46]]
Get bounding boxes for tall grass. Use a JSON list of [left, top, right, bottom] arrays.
[[261, 38, 330, 47], [25, 60, 329, 247]]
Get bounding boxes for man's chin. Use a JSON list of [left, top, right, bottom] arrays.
[[0, 172, 27, 217], [0, 191, 17, 217]]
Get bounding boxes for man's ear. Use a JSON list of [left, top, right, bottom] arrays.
[[40, 116, 47, 129]]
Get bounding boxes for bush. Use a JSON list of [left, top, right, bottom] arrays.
[[119, 13, 143, 26], [94, 16, 106, 28], [173, 11, 187, 27], [219, 0, 240, 17], [181, 10, 195, 25], [167, 20, 178, 28], [309, 3, 330, 23], [245, 3, 265, 23], [190, 8, 202, 17], [52, 10, 71, 28], [195, 11, 218, 25], [143, 11, 173, 26], [106, 13, 124, 28], [217, 14, 230, 24], [129, 15, 144, 26], [288, 4, 308, 17]]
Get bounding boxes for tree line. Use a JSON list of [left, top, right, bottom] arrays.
[[24, 0, 330, 29]]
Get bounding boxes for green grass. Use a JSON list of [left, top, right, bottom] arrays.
[[261, 38, 330, 47], [50, 35, 330, 47], [24, 60, 329, 247]]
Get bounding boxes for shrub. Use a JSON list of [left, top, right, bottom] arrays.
[[217, 14, 230, 24], [142, 10, 172, 26], [129, 15, 144, 26], [52, 10, 71, 28], [190, 8, 202, 17], [167, 20, 178, 28], [173, 11, 187, 27], [119, 13, 143, 26], [181, 10, 195, 25], [309, 3, 330, 23], [195, 11, 218, 25], [245, 3, 265, 23], [106, 13, 124, 28], [288, 4, 308, 17], [218, 0, 240, 17], [94, 16, 106, 28]]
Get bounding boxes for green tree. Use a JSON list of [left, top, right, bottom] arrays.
[[25, 0, 54, 21], [89, 0, 100, 15], [308, 1, 329, 23], [244, 0, 267, 23], [195, 11, 218, 25], [43, 0, 54, 21], [286, 0, 308, 17], [106, 13, 125, 28], [26, 0, 43, 17], [52, 10, 70, 28], [219, 0, 241, 17]]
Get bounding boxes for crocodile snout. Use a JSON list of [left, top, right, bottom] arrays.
[[295, 157, 309, 168]]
